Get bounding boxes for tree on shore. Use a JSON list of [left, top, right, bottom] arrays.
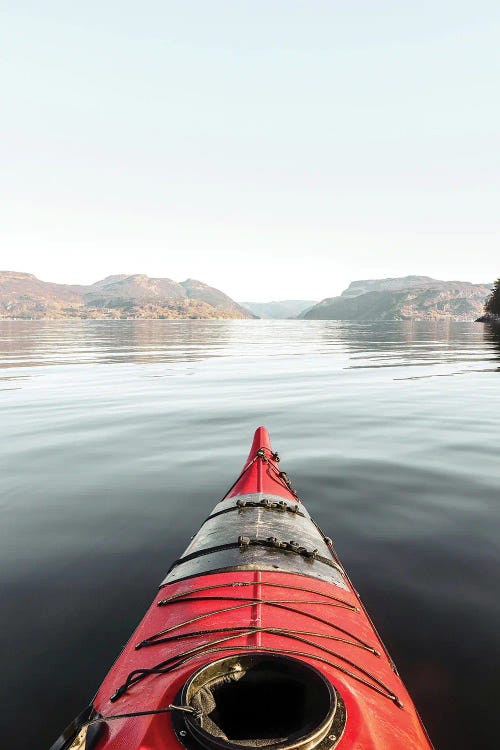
[[485, 279, 500, 316]]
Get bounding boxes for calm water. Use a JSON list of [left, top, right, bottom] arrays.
[[1, 319, 500, 750]]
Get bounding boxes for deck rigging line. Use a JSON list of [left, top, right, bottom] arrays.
[[136, 625, 377, 653], [168, 538, 344, 574], [159, 579, 356, 607], [110, 581, 402, 709], [155, 595, 373, 649]]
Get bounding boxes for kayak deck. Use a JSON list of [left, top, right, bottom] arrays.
[[91, 569, 429, 749], [50, 427, 433, 750]]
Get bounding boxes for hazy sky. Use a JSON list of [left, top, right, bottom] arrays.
[[1, 2, 498, 301]]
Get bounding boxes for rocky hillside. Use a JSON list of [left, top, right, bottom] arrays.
[[477, 278, 500, 324], [301, 277, 491, 321], [180, 278, 249, 316], [0, 271, 255, 319], [241, 300, 317, 319], [340, 275, 448, 298]]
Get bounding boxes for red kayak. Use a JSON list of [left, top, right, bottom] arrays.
[[50, 427, 433, 750]]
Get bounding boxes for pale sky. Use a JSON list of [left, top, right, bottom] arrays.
[[1, 1, 498, 301]]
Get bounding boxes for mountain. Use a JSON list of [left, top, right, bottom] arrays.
[[241, 300, 318, 319], [0, 271, 255, 319], [301, 277, 492, 321], [0, 271, 86, 303], [340, 275, 444, 298], [86, 274, 185, 301], [180, 279, 251, 317], [86, 275, 252, 318]]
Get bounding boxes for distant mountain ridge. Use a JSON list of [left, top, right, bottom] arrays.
[[0, 271, 255, 319], [1, 271, 492, 322], [241, 300, 318, 319], [301, 276, 492, 321], [340, 275, 456, 297]]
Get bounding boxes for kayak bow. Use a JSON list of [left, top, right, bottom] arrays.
[[50, 427, 433, 750]]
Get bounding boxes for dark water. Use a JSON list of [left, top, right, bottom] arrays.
[[1, 319, 500, 750]]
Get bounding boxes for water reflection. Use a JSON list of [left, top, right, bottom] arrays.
[[482, 322, 500, 369], [0, 320, 499, 373], [0, 320, 236, 368], [317, 320, 500, 373]]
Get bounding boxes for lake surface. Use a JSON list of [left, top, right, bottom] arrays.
[[1, 319, 500, 750]]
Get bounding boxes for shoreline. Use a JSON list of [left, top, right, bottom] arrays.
[[476, 314, 500, 325]]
